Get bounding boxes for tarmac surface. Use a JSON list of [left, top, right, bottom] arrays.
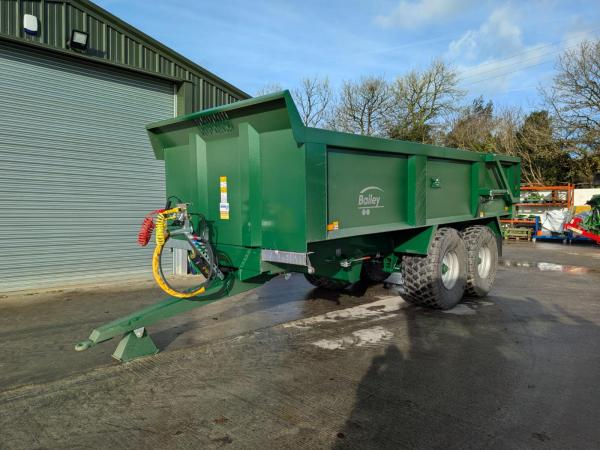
[[1, 242, 599, 449]]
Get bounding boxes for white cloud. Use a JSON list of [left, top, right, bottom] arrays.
[[375, 0, 475, 29], [446, 5, 552, 95], [447, 6, 523, 61], [561, 27, 597, 49]]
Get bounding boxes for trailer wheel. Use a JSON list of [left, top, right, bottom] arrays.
[[402, 227, 467, 310], [304, 274, 350, 291], [461, 225, 498, 297], [362, 260, 389, 283]]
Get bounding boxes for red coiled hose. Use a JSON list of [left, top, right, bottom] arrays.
[[137, 209, 165, 247], [137, 217, 155, 246]]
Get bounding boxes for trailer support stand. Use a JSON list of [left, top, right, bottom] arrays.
[[112, 329, 159, 362], [75, 274, 271, 362]]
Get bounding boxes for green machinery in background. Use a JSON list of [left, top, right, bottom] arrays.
[[76, 91, 520, 361], [565, 194, 600, 244], [584, 195, 600, 235]]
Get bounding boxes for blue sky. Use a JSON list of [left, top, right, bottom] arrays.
[[97, 0, 600, 110]]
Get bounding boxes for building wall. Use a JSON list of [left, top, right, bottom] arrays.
[[0, 41, 177, 292], [0, 0, 249, 114], [0, 0, 248, 292]]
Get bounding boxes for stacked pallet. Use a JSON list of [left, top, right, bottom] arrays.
[[502, 227, 532, 241]]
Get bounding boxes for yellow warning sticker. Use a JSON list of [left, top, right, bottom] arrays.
[[327, 221, 339, 231]]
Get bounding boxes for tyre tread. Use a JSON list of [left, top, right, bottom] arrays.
[[461, 225, 498, 297], [402, 227, 465, 309]]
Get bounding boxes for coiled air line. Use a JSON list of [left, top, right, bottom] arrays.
[[139, 205, 222, 298]]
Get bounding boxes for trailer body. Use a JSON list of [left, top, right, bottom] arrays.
[[76, 91, 520, 362], [147, 91, 520, 284]]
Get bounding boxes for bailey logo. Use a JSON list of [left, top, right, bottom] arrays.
[[358, 186, 384, 216]]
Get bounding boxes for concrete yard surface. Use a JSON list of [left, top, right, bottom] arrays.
[[1, 242, 599, 449]]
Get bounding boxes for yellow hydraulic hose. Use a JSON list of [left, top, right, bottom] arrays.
[[151, 208, 207, 299]]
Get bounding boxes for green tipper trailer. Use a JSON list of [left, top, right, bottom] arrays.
[[76, 91, 520, 361]]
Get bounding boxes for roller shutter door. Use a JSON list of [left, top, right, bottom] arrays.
[[0, 42, 175, 292]]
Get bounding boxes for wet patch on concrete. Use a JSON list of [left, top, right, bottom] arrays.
[[441, 304, 478, 315], [282, 296, 405, 329], [311, 326, 394, 350], [500, 259, 599, 274]]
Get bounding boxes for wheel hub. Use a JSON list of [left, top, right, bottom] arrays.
[[441, 251, 460, 289], [477, 245, 492, 278]]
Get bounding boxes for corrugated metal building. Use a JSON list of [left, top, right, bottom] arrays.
[[0, 0, 249, 292]]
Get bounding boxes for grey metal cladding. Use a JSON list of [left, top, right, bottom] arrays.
[[0, 42, 175, 292]]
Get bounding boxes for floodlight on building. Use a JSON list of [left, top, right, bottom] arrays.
[[68, 30, 89, 51], [23, 14, 38, 35]]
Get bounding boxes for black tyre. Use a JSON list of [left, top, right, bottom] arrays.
[[304, 274, 350, 291], [461, 225, 498, 297], [361, 260, 389, 283], [402, 227, 467, 310]]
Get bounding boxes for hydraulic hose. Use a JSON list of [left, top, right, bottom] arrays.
[[137, 208, 167, 247], [150, 208, 209, 299]]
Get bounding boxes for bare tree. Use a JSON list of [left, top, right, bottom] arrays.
[[291, 77, 333, 127], [494, 107, 551, 185], [387, 60, 464, 143], [544, 39, 600, 184], [255, 82, 283, 96], [331, 76, 393, 136]]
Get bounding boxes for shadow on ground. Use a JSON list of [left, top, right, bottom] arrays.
[[332, 295, 599, 449]]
